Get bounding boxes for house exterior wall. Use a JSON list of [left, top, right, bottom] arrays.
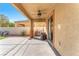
[[54, 4, 79, 56], [15, 21, 31, 27], [15, 21, 31, 36]]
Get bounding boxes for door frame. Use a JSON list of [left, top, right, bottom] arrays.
[[47, 9, 55, 47]]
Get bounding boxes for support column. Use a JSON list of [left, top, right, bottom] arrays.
[[30, 19, 34, 38], [46, 19, 48, 38]]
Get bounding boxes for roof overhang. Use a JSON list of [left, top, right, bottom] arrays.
[[12, 3, 55, 21]]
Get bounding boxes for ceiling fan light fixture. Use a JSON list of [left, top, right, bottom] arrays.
[[37, 10, 42, 16]]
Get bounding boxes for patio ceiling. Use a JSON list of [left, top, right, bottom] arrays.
[[12, 3, 55, 21]]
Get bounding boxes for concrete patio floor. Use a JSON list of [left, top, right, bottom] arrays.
[[0, 37, 56, 56]]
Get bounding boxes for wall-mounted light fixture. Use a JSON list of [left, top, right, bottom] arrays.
[[58, 24, 61, 30]]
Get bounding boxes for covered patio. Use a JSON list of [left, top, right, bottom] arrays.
[[2, 3, 79, 56], [12, 3, 54, 39]]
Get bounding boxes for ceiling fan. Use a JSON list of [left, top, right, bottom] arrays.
[[31, 9, 47, 17]]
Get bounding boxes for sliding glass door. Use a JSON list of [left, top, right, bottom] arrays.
[[48, 16, 53, 43]]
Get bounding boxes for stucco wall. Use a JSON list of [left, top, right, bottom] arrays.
[[54, 4, 79, 56], [0, 27, 30, 36]]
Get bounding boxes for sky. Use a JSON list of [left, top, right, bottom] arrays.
[[0, 3, 29, 22]]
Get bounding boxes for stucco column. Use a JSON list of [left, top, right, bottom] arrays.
[[46, 19, 48, 39], [30, 19, 34, 38]]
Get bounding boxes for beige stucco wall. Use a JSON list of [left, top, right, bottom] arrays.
[[54, 4, 79, 56]]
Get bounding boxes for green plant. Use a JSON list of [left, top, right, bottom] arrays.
[[0, 14, 15, 27], [0, 36, 5, 40], [8, 22, 15, 27]]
